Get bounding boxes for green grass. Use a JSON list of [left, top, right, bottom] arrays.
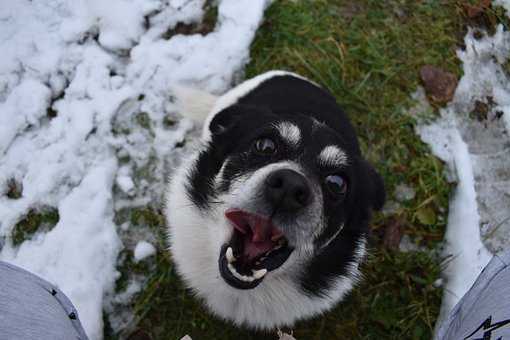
[[114, 1, 502, 339], [11, 207, 60, 246]]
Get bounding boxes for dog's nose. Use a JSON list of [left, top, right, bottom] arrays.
[[265, 169, 311, 211]]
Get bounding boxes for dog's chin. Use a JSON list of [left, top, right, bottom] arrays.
[[218, 209, 294, 290]]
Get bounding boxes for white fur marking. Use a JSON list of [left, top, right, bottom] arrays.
[[276, 122, 301, 146], [318, 145, 348, 167]]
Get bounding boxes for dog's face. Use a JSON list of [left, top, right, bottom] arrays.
[[166, 72, 385, 329]]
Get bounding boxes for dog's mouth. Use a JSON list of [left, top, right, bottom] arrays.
[[219, 209, 294, 289]]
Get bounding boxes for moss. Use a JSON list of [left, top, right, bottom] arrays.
[[11, 207, 59, 246]]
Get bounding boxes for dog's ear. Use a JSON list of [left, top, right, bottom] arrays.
[[208, 104, 270, 136], [361, 160, 386, 211], [208, 105, 244, 136]]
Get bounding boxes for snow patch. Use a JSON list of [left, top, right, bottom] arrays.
[[0, 161, 121, 340], [418, 113, 492, 313], [415, 12, 510, 328], [134, 241, 156, 262]]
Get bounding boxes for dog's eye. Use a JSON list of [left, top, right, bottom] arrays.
[[253, 138, 277, 155], [325, 175, 347, 197]]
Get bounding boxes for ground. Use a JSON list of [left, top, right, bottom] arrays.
[[1, 1, 509, 339], [123, 1, 487, 339]]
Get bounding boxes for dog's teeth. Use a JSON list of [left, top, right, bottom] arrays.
[[227, 263, 255, 282], [252, 268, 267, 280], [226, 247, 236, 263], [226, 249, 267, 283]]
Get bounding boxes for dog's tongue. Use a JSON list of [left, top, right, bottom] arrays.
[[225, 209, 283, 260]]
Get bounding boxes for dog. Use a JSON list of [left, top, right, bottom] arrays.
[[165, 70, 385, 330]]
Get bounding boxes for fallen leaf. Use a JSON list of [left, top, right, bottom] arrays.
[[420, 65, 458, 105], [463, 0, 491, 19]]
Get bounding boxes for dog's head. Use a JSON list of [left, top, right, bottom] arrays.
[[166, 71, 385, 329]]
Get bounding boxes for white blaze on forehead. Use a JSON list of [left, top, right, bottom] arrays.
[[276, 122, 301, 146], [318, 145, 348, 167]]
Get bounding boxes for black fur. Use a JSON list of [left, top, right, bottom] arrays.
[[186, 75, 385, 297]]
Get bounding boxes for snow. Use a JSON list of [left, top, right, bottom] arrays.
[[415, 1, 510, 327], [134, 240, 156, 262], [394, 183, 416, 202], [418, 112, 492, 314], [0, 0, 270, 339], [116, 166, 135, 195]]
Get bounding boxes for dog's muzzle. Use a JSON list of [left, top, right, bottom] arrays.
[[218, 169, 313, 290]]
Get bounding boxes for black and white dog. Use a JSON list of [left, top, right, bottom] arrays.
[[165, 71, 385, 330]]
